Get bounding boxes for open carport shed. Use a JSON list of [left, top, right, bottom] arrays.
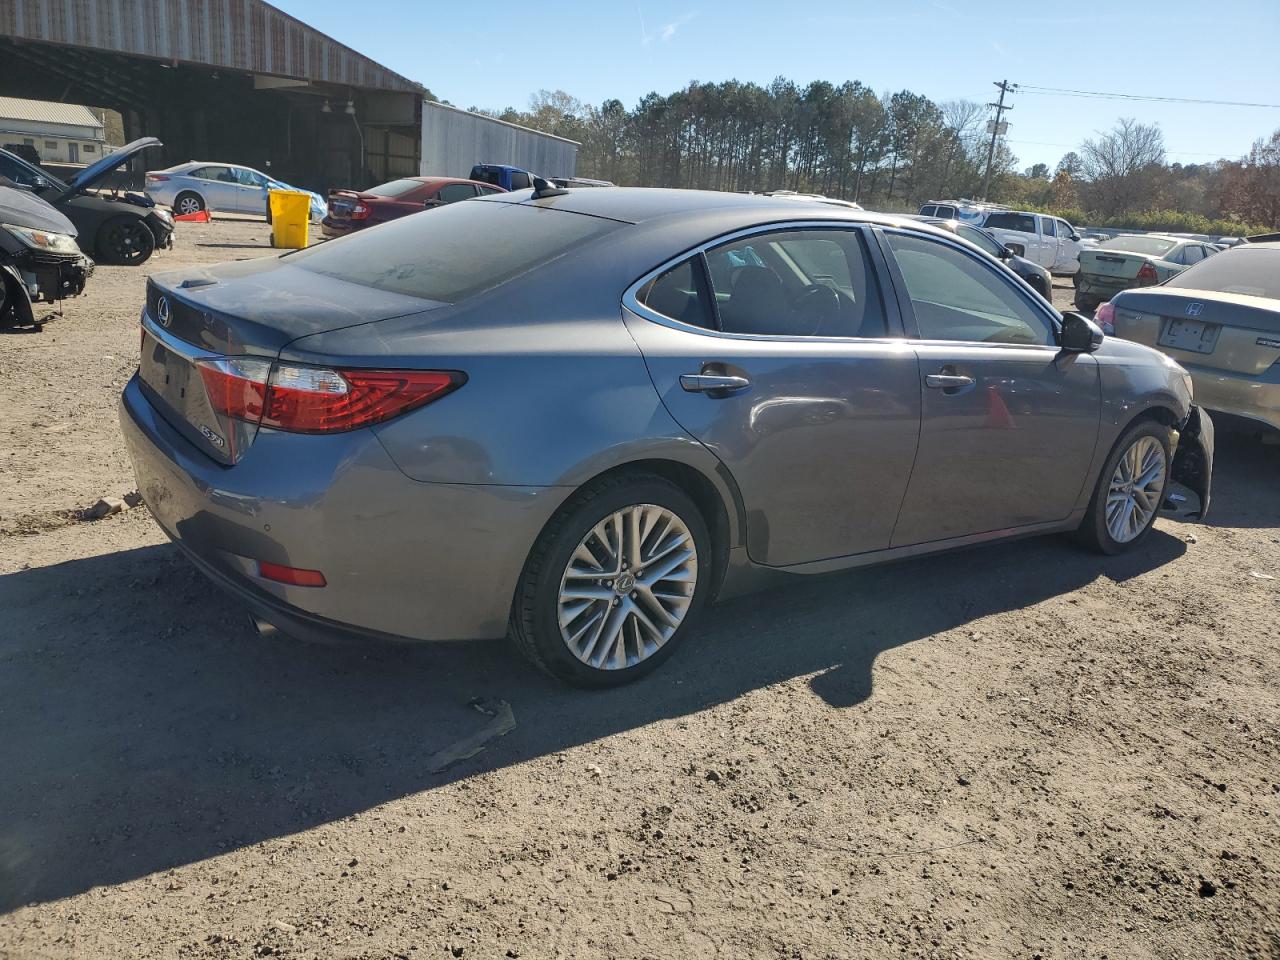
[[0, 0, 424, 192]]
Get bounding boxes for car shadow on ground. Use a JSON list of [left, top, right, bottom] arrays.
[[0, 521, 1190, 911], [1199, 427, 1280, 529]]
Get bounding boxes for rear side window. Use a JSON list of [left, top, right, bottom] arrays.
[[1041, 218, 1056, 237], [508, 170, 532, 190], [437, 182, 478, 203], [638, 258, 714, 329], [705, 228, 888, 338], [290, 201, 619, 304], [984, 212, 1037, 234]]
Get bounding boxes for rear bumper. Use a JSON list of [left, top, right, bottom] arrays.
[[1184, 362, 1280, 433], [1077, 275, 1136, 300], [120, 375, 567, 642], [320, 217, 358, 238]]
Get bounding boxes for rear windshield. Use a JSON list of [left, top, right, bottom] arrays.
[[363, 178, 423, 198], [289, 200, 620, 303], [1165, 247, 1280, 300], [1099, 235, 1177, 256], [983, 212, 1036, 234]]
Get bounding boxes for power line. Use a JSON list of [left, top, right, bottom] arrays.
[[1017, 84, 1280, 110], [1005, 137, 1230, 159]]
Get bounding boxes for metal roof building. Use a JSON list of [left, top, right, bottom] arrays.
[[0, 96, 107, 164], [0, 0, 426, 190]]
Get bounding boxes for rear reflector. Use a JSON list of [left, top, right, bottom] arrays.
[[257, 561, 327, 587], [1136, 262, 1159, 285], [196, 359, 463, 434]]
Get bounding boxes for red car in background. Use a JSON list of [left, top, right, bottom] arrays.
[[321, 176, 505, 237]]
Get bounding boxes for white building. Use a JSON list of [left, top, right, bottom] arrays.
[[0, 97, 107, 164]]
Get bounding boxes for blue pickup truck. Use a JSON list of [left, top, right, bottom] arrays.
[[469, 164, 534, 192]]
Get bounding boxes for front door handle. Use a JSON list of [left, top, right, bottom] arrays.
[[925, 373, 975, 389], [679, 373, 751, 395]]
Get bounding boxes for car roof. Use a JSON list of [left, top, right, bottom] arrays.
[[482, 186, 920, 228]]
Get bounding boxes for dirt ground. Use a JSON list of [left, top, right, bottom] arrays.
[[1, 220, 1278, 960]]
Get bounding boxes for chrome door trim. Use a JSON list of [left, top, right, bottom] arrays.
[[621, 219, 908, 343]]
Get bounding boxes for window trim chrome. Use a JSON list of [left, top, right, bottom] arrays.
[[622, 219, 905, 344]]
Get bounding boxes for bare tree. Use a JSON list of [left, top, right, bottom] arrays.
[[1079, 118, 1166, 214]]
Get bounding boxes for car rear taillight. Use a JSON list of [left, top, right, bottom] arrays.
[[1094, 300, 1116, 335], [257, 561, 326, 587], [146, 173, 170, 183], [1136, 262, 1159, 285], [197, 359, 463, 434], [350, 202, 371, 220]]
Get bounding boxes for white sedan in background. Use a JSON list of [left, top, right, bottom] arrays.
[[144, 161, 325, 221]]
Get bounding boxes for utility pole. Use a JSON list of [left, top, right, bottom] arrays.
[[981, 80, 1016, 201]]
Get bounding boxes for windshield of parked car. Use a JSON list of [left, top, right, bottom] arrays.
[[363, 178, 424, 198], [1099, 235, 1177, 256], [1165, 247, 1280, 300], [289, 200, 620, 303]]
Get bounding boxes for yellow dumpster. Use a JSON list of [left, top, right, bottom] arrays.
[[268, 189, 311, 249]]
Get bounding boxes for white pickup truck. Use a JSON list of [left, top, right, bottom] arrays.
[[917, 202, 1084, 275], [973, 210, 1084, 276]]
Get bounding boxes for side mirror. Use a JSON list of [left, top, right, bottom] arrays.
[[1060, 312, 1104, 353], [1003, 243, 1018, 258], [1070, 233, 1081, 242], [424, 198, 444, 208]]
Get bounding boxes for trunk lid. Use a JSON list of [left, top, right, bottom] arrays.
[[1081, 249, 1148, 280], [1112, 287, 1280, 375], [137, 259, 444, 463], [326, 189, 368, 222]]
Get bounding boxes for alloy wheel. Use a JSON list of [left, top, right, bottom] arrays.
[[177, 196, 202, 215], [1106, 435, 1166, 543], [557, 504, 698, 670]]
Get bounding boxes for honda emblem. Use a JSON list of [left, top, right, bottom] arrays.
[[1185, 302, 1204, 317]]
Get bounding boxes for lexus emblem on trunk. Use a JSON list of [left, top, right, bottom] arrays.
[[1185, 302, 1204, 317], [156, 296, 171, 327]]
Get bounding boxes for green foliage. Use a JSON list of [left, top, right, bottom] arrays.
[[1018, 203, 1264, 236]]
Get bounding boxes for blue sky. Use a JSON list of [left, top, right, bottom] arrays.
[[275, 0, 1280, 170]]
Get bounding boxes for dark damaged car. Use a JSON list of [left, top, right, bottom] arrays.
[[121, 189, 1213, 688], [0, 137, 173, 266], [0, 185, 93, 328]]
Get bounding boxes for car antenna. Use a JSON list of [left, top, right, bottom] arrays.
[[530, 175, 569, 199]]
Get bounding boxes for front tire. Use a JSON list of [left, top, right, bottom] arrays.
[[174, 191, 205, 216], [510, 473, 712, 687], [96, 216, 156, 266], [1077, 420, 1172, 554]]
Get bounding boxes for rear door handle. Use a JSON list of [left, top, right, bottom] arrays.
[[680, 373, 751, 395], [925, 374, 975, 389]]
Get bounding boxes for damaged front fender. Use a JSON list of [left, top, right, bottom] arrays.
[[1170, 406, 1214, 520]]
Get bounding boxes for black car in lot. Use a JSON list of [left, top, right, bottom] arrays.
[[918, 216, 1054, 299], [0, 137, 173, 266]]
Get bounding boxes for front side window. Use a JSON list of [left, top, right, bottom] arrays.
[[885, 232, 1054, 346], [437, 183, 478, 203], [984, 212, 1037, 234], [1183, 244, 1205, 264], [1057, 219, 1074, 239], [508, 170, 532, 190], [703, 228, 887, 337]]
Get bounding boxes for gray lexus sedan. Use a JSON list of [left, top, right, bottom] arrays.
[[120, 187, 1213, 687]]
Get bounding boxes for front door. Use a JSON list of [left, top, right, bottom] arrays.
[[67, 142, 78, 163], [624, 225, 922, 567], [878, 229, 1101, 547]]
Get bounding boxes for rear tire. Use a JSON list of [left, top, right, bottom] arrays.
[[1076, 419, 1172, 554], [510, 473, 712, 687], [174, 191, 205, 216], [1074, 294, 1101, 314]]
